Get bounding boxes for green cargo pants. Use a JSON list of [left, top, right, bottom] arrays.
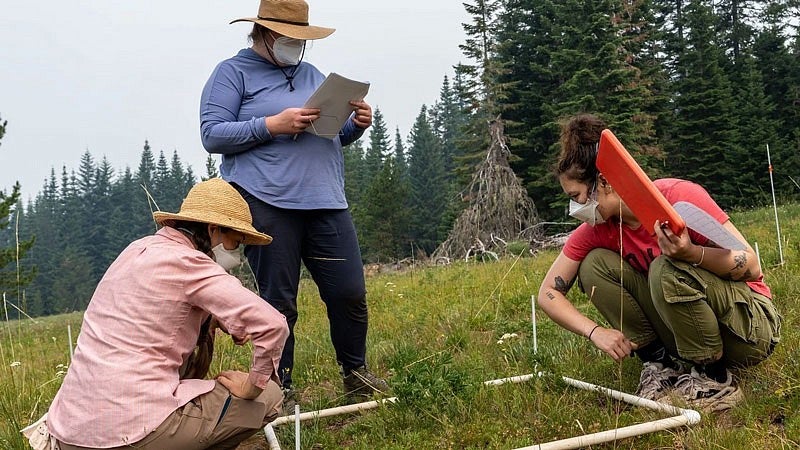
[[578, 248, 781, 366]]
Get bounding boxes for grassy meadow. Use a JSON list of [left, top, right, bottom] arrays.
[[2, 204, 800, 449]]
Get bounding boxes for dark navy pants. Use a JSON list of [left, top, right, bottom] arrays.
[[235, 187, 368, 389]]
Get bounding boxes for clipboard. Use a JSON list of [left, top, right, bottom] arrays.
[[596, 129, 685, 236], [303, 72, 370, 139]]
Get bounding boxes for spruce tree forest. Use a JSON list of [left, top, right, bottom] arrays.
[[1, 0, 799, 318]]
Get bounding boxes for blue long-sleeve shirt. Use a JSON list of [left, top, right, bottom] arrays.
[[200, 48, 364, 209]]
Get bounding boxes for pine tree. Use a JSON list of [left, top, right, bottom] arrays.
[[455, 0, 506, 162], [204, 155, 220, 180], [752, 5, 800, 196], [359, 158, 411, 262], [135, 141, 159, 237], [343, 138, 366, 208], [20, 171, 60, 315], [0, 117, 35, 315], [667, 1, 742, 208], [407, 106, 448, 255], [364, 108, 391, 180]]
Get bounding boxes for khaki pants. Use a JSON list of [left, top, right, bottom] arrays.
[[58, 381, 283, 450], [578, 249, 781, 366]]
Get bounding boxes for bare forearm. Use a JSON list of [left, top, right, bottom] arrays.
[[688, 245, 761, 281]]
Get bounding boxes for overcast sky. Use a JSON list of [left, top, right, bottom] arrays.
[[0, 0, 470, 199]]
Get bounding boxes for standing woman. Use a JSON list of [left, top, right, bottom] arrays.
[[46, 178, 289, 449], [199, 0, 387, 403], [537, 114, 781, 411]]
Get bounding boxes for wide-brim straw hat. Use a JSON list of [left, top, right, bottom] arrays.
[[230, 0, 335, 40], [153, 178, 272, 246]]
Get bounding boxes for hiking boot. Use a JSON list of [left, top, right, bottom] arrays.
[[635, 361, 686, 401], [664, 367, 743, 412], [342, 365, 389, 400]]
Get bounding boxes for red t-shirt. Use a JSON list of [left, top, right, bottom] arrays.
[[563, 178, 771, 298]]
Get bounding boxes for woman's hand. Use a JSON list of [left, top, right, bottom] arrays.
[[265, 107, 321, 136], [350, 100, 372, 129], [654, 220, 700, 263], [589, 326, 634, 362], [216, 370, 263, 400]]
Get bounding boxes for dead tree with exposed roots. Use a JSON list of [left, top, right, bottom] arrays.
[[433, 117, 542, 262]]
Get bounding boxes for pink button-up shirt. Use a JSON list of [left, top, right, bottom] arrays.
[[47, 227, 289, 448]]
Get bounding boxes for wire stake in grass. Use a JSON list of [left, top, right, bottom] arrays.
[[67, 324, 74, 360]]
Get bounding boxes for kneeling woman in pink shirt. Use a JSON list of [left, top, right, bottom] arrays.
[[47, 178, 289, 449]]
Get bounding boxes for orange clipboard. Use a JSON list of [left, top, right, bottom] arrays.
[[596, 129, 685, 236]]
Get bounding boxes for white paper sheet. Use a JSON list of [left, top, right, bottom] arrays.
[[673, 201, 747, 250], [302, 73, 370, 140]]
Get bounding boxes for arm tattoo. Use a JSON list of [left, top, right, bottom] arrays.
[[732, 252, 747, 271], [554, 276, 575, 295], [545, 291, 556, 300], [727, 252, 749, 280]]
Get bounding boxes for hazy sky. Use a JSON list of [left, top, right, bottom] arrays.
[[0, 1, 470, 198]]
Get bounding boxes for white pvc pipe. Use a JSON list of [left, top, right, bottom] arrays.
[[560, 376, 700, 424], [530, 295, 537, 355], [294, 404, 300, 450], [766, 144, 785, 265], [512, 415, 691, 450], [67, 324, 74, 360], [755, 242, 761, 270], [265, 397, 399, 449], [265, 377, 698, 450], [269, 397, 398, 427], [265, 424, 280, 450]]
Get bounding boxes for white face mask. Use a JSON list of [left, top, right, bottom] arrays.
[[211, 243, 242, 271], [568, 185, 605, 225], [272, 36, 305, 66]]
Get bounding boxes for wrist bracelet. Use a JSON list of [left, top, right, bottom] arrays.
[[587, 325, 600, 340], [692, 246, 705, 267]]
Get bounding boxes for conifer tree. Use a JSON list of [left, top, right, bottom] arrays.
[[343, 138, 365, 206], [359, 158, 410, 262], [204, 155, 220, 180], [407, 106, 447, 255], [667, 1, 742, 208], [135, 141, 158, 237], [0, 118, 35, 309], [364, 108, 390, 180], [455, 0, 506, 162]]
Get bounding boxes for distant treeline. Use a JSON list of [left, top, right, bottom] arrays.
[[1, 0, 799, 317]]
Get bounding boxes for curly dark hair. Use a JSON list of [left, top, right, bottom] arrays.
[[553, 113, 607, 185]]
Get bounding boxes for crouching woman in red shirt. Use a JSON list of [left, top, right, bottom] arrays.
[[46, 178, 289, 449], [537, 114, 781, 412]]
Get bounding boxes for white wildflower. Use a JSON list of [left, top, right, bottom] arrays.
[[10, 361, 21, 367]]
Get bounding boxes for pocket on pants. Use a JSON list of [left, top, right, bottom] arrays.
[[660, 261, 708, 304], [719, 295, 756, 344]]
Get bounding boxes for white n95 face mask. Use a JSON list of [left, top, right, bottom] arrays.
[[272, 36, 305, 66], [568, 185, 605, 225], [211, 243, 242, 271], [568, 198, 605, 225]]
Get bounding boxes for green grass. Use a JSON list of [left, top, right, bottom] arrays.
[[3, 204, 800, 449]]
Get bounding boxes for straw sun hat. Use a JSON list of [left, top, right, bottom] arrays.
[[230, 0, 335, 40], [153, 178, 272, 246]]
